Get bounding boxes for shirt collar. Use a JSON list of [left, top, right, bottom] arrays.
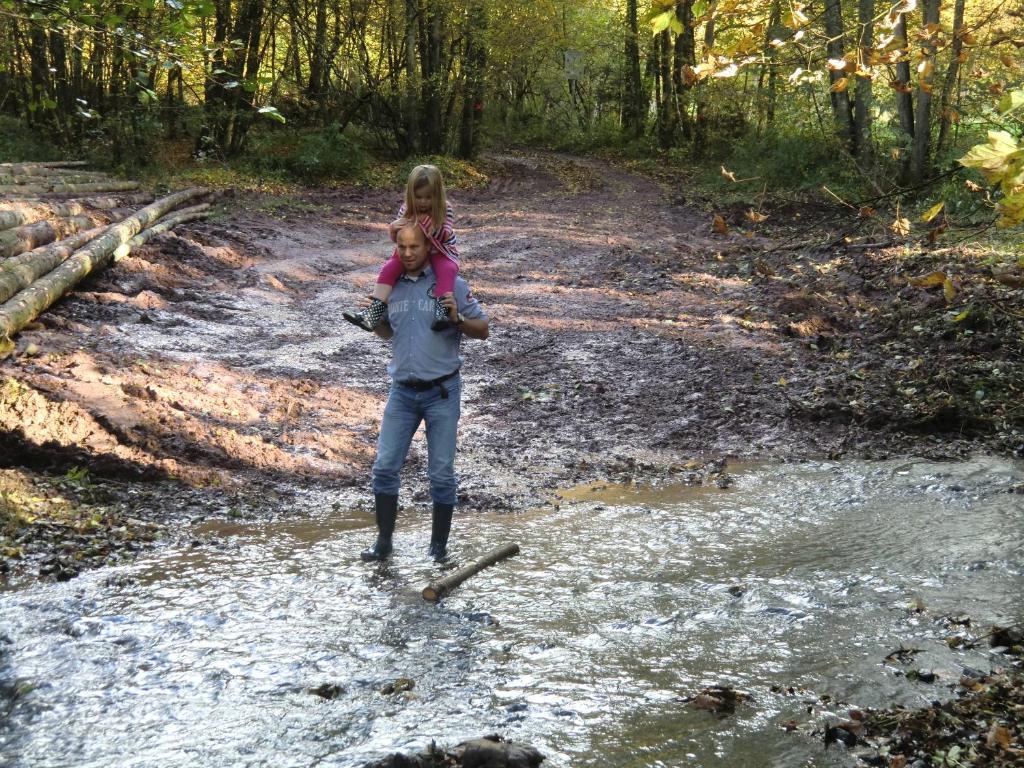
[[400, 264, 434, 282]]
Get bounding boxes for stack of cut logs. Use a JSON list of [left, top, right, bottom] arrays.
[[0, 160, 210, 355]]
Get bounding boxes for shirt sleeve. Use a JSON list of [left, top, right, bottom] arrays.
[[438, 202, 458, 252], [454, 277, 486, 321]]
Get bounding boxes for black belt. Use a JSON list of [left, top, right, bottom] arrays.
[[398, 370, 459, 398]]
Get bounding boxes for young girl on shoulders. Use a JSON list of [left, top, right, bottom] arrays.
[[344, 164, 460, 332]]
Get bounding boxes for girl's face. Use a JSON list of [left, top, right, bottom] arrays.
[[413, 186, 433, 214]]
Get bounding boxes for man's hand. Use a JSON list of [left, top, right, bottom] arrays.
[[438, 291, 458, 322], [438, 292, 489, 340], [353, 294, 392, 339]]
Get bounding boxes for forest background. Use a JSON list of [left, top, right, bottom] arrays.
[[2, 0, 1023, 229]]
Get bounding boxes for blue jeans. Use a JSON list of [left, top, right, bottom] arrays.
[[372, 375, 461, 505]]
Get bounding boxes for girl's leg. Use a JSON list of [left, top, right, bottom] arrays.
[[343, 252, 402, 331], [429, 253, 460, 331], [376, 251, 404, 293], [430, 253, 459, 295]]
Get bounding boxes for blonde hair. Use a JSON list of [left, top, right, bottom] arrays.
[[404, 164, 447, 231]]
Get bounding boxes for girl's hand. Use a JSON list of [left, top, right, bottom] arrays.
[[388, 218, 406, 236]]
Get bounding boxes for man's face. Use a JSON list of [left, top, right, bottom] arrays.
[[396, 225, 430, 274]]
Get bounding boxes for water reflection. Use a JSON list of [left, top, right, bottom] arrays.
[[1, 457, 1022, 767]]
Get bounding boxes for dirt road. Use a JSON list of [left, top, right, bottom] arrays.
[[2, 152, 1019, 527]]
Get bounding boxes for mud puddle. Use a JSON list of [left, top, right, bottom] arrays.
[[2, 456, 1021, 767]]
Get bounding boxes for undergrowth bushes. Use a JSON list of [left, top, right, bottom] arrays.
[[246, 124, 367, 183], [0, 115, 63, 162]]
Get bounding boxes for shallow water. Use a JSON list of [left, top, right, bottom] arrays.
[[1, 456, 1022, 767]]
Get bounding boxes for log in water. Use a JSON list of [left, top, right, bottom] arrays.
[[422, 542, 520, 602]]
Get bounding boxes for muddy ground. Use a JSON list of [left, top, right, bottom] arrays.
[[1, 151, 1022, 581]]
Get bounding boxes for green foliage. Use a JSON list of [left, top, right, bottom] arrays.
[[706, 129, 871, 200], [0, 116, 63, 162], [246, 125, 366, 184], [391, 155, 490, 189], [79, 110, 165, 173]]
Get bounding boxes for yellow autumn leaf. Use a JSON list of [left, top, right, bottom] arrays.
[[745, 209, 769, 223], [921, 201, 945, 222], [996, 190, 1024, 227], [891, 216, 912, 236], [943, 278, 956, 302], [712, 214, 729, 234], [885, 0, 917, 28], [830, 76, 850, 93], [909, 271, 946, 287], [998, 89, 1024, 114], [650, 9, 674, 34], [958, 130, 1023, 184], [988, 724, 1012, 750], [785, 6, 808, 28]]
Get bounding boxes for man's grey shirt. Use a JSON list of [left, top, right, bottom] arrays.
[[384, 265, 487, 382]]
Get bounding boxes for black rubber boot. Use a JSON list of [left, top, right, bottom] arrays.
[[427, 502, 453, 561], [360, 493, 399, 561], [430, 297, 452, 332], [344, 298, 387, 332]]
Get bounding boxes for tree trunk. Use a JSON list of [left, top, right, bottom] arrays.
[[307, 0, 329, 106], [0, 180, 141, 196], [0, 173, 110, 186], [693, 7, 716, 155], [27, 23, 52, 130], [226, 0, 267, 155], [404, 0, 420, 152], [655, 30, 674, 148], [419, 0, 444, 153], [0, 161, 89, 171], [935, 0, 966, 156], [822, 0, 855, 150], [852, 0, 875, 157], [623, 0, 646, 138], [893, 11, 914, 182], [0, 227, 106, 304], [909, 0, 941, 185], [673, 0, 695, 140], [756, 0, 782, 132], [457, 0, 487, 158], [0, 199, 106, 233], [205, 0, 232, 153], [0, 188, 207, 342], [116, 204, 211, 256], [0, 216, 100, 258], [48, 29, 72, 141]]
